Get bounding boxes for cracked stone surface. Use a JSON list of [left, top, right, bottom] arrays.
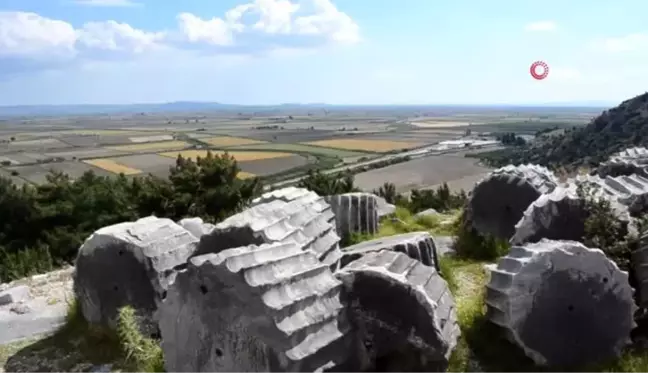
[[178, 217, 215, 239], [485, 239, 636, 367], [338, 231, 440, 272], [465, 164, 558, 241], [196, 187, 343, 271], [74, 216, 198, 333], [159, 241, 353, 372], [336, 250, 460, 372]]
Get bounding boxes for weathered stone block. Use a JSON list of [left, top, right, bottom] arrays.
[[465, 164, 558, 241], [597, 147, 648, 177], [338, 231, 440, 272], [325, 193, 379, 243], [511, 182, 632, 245], [178, 217, 215, 239], [74, 216, 198, 332], [336, 251, 460, 371], [485, 239, 636, 367], [159, 241, 353, 372]]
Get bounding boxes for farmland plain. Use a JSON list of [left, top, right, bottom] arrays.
[[0, 104, 602, 189]]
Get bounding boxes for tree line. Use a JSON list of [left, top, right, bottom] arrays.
[[0, 152, 467, 282]]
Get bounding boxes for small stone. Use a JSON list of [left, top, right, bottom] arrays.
[[0, 285, 31, 306], [10, 302, 31, 314], [415, 208, 438, 217]]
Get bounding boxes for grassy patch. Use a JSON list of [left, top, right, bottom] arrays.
[[1, 299, 163, 372]]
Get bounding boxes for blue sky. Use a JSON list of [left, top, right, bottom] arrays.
[[0, 0, 647, 106]]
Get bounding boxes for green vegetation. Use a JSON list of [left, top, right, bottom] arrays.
[[1, 299, 163, 372], [477, 93, 648, 170], [496, 132, 526, 146], [0, 151, 261, 282]]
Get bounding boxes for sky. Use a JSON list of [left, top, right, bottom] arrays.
[[1, 0, 648, 106]]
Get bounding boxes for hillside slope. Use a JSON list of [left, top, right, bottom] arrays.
[[483, 92, 648, 169]]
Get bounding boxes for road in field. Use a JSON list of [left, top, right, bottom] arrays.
[[266, 143, 503, 190]]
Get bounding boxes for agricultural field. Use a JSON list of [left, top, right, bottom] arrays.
[[200, 136, 266, 147], [354, 150, 493, 193], [304, 139, 424, 153], [107, 140, 189, 152], [0, 104, 605, 187]]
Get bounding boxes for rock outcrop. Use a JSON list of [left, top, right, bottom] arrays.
[[195, 188, 343, 271], [159, 241, 352, 372], [339, 231, 440, 272], [465, 164, 558, 240], [485, 239, 636, 367], [74, 216, 198, 333], [336, 250, 460, 371], [597, 147, 648, 177], [325, 193, 379, 243]]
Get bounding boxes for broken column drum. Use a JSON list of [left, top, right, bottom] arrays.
[[195, 187, 343, 271], [485, 239, 636, 367], [74, 216, 198, 334], [159, 241, 353, 372], [336, 250, 460, 371], [597, 147, 648, 177], [465, 164, 558, 241], [325, 193, 380, 244], [573, 173, 648, 217], [338, 231, 441, 272], [632, 232, 648, 309]]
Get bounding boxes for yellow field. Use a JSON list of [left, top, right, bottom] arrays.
[[84, 159, 142, 175], [158, 150, 293, 162], [202, 136, 266, 147], [304, 139, 423, 153], [60, 130, 157, 136], [237, 171, 256, 179], [107, 141, 189, 152]]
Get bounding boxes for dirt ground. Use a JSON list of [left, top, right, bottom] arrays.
[[354, 152, 492, 193]]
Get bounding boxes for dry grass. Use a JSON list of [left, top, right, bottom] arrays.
[[83, 159, 142, 175], [158, 150, 294, 162], [237, 171, 256, 179], [304, 139, 423, 153], [201, 136, 266, 147], [107, 141, 189, 152]]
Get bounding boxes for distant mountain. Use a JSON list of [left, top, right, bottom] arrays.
[[481, 92, 648, 169], [0, 101, 612, 118]]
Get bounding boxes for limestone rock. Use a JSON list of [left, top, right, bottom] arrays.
[[336, 250, 460, 371], [178, 217, 215, 239], [374, 195, 396, 217], [74, 216, 198, 332], [325, 193, 379, 243], [597, 147, 648, 177], [338, 231, 440, 272], [159, 241, 352, 372], [465, 164, 558, 240], [510, 182, 632, 245], [0, 285, 30, 306], [485, 239, 636, 367], [415, 208, 438, 217], [196, 187, 343, 270]]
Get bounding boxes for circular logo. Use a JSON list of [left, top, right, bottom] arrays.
[[530, 61, 549, 80]]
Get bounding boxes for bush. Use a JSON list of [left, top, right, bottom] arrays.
[[452, 210, 509, 261]]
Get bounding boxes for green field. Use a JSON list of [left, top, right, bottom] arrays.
[[229, 142, 370, 158]]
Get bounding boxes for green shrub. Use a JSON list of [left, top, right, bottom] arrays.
[[452, 210, 509, 261], [116, 307, 164, 372]]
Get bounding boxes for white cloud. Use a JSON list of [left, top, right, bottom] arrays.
[[0, 0, 360, 71], [176, 13, 234, 46], [591, 33, 648, 53], [524, 21, 557, 32], [0, 11, 77, 58], [74, 0, 141, 7], [77, 21, 165, 53]]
